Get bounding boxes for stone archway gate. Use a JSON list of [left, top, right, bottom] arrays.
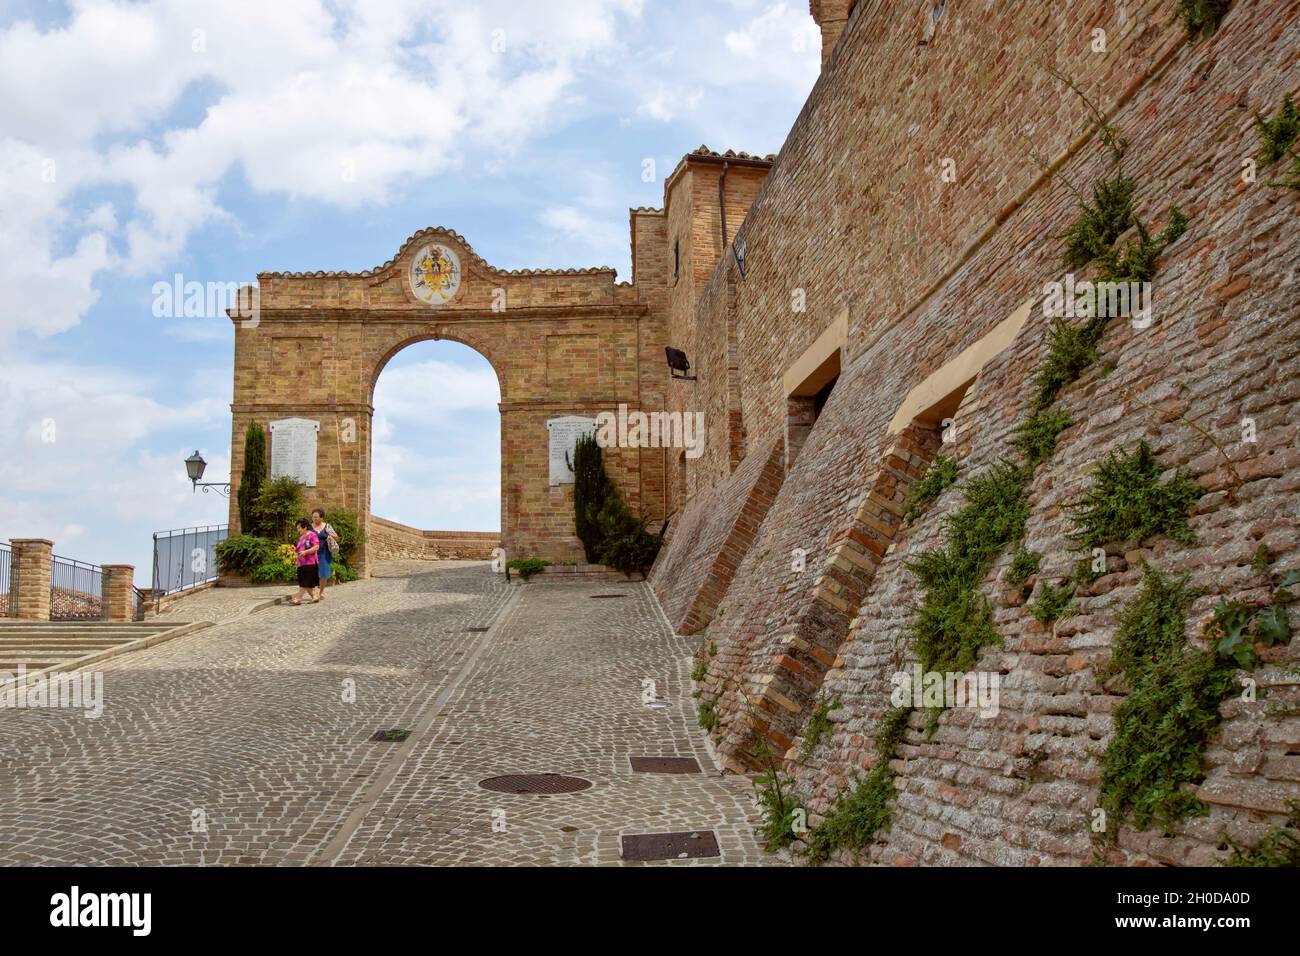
[[227, 227, 667, 575]]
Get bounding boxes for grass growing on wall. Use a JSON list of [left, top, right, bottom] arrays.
[[800, 696, 841, 761], [753, 744, 805, 852], [902, 455, 959, 523], [1068, 440, 1203, 548], [1177, 0, 1231, 40], [798, 82, 1198, 862], [1029, 580, 1077, 624], [1098, 565, 1236, 838], [1225, 801, 1300, 866], [805, 707, 913, 865]]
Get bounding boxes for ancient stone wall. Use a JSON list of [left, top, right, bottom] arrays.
[[651, 0, 1300, 864]]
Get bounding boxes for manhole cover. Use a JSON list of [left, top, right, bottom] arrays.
[[589, 594, 627, 599], [630, 756, 701, 774], [370, 729, 412, 742], [478, 773, 593, 795], [621, 830, 720, 861]]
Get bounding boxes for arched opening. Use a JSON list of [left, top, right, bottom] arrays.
[[368, 339, 502, 561]]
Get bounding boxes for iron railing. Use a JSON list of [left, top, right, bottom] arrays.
[[0, 542, 12, 617], [50, 554, 104, 621], [152, 524, 228, 596]]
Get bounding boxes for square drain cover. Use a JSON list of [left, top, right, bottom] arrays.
[[629, 756, 701, 774], [622, 830, 720, 862]]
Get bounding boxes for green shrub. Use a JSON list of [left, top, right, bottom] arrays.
[[1031, 316, 1107, 410], [1068, 440, 1203, 548], [1095, 209, 1188, 284], [593, 486, 661, 576], [507, 558, 549, 580], [1256, 94, 1300, 167], [698, 698, 718, 732], [1225, 801, 1300, 866], [325, 509, 364, 565], [332, 562, 358, 584], [250, 561, 295, 584], [806, 707, 912, 865], [1006, 547, 1041, 590], [1010, 409, 1074, 468], [753, 745, 804, 853], [691, 658, 707, 682], [255, 476, 306, 543], [572, 434, 612, 563], [1029, 581, 1076, 624], [1099, 565, 1236, 839], [800, 696, 841, 760], [908, 461, 1028, 674], [1061, 172, 1135, 269], [214, 534, 277, 577], [237, 422, 267, 535], [1177, 0, 1231, 40], [903, 455, 959, 523]]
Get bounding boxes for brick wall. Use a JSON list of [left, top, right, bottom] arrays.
[[651, 0, 1300, 863], [228, 227, 667, 574], [368, 516, 500, 561]]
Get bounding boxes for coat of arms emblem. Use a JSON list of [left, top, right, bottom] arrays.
[[409, 242, 462, 305]]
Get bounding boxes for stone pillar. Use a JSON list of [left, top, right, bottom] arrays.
[[10, 538, 53, 621], [101, 565, 136, 622]]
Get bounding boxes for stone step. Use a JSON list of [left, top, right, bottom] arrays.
[[0, 626, 177, 637], [0, 641, 128, 649]]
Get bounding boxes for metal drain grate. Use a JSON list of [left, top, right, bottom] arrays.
[[370, 729, 412, 742], [621, 830, 720, 861], [466, 626, 490, 632], [629, 756, 701, 774], [589, 593, 627, 599], [478, 773, 593, 795]]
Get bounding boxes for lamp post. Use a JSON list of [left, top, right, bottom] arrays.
[[185, 450, 231, 497]]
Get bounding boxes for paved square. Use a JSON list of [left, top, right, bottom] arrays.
[[0, 562, 774, 866]]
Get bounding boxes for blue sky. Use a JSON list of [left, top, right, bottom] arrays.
[[0, 0, 821, 584]]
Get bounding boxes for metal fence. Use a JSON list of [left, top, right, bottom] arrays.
[[0, 542, 12, 617], [152, 525, 228, 596], [50, 554, 104, 621]]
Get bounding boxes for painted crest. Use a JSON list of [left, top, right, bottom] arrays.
[[409, 242, 462, 305]]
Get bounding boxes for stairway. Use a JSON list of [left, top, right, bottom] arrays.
[[0, 620, 202, 677]]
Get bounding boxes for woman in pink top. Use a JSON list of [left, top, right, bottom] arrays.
[[292, 518, 321, 605]]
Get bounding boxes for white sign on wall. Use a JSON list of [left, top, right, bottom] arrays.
[[547, 416, 598, 486], [269, 418, 320, 487]]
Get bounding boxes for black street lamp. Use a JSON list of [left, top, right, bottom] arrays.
[[185, 450, 231, 497]]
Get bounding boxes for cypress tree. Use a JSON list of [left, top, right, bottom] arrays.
[[238, 422, 267, 536], [571, 433, 610, 563]]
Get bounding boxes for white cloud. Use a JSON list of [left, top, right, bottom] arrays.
[[637, 83, 704, 123], [372, 359, 501, 422], [0, 356, 230, 581], [0, 0, 646, 338]]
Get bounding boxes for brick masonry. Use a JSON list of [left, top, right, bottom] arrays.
[[369, 516, 500, 561], [649, 0, 1300, 864], [218, 0, 1300, 865], [227, 228, 668, 574]]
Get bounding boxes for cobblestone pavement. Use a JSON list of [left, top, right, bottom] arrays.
[[155, 584, 287, 625], [0, 562, 774, 866]]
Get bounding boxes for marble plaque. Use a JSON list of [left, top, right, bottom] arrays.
[[269, 418, 320, 486], [547, 416, 598, 486]]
